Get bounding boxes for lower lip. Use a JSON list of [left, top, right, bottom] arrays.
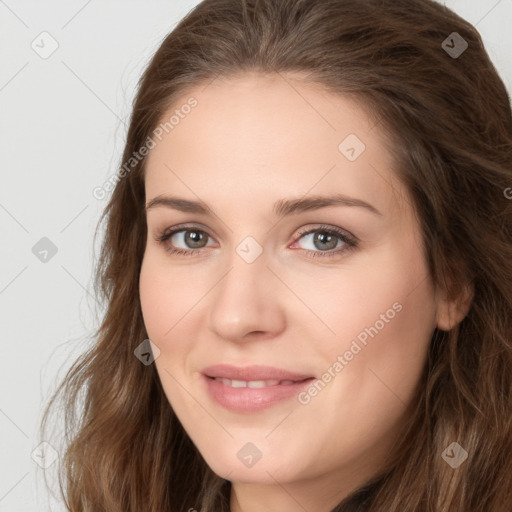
[[202, 374, 315, 412]]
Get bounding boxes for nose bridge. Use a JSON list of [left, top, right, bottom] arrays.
[[215, 240, 269, 312], [208, 238, 285, 341], [220, 232, 269, 292]]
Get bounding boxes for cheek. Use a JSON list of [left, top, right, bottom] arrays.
[[294, 249, 435, 361], [302, 237, 437, 419], [139, 268, 168, 340], [139, 252, 206, 340], [139, 255, 199, 415], [290, 277, 436, 475]]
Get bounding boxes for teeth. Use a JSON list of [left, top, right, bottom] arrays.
[[214, 378, 282, 388], [248, 380, 279, 388]]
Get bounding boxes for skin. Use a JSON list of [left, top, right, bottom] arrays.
[[139, 71, 471, 512]]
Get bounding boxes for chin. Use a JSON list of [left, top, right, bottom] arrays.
[[200, 446, 301, 484]]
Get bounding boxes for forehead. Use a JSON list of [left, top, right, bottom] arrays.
[[144, 72, 406, 218]]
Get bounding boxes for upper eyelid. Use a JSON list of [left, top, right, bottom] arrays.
[[158, 222, 218, 241]]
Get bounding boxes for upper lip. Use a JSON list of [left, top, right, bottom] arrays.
[[202, 364, 314, 382]]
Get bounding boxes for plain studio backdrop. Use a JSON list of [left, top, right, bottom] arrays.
[[0, 1, 511, 510]]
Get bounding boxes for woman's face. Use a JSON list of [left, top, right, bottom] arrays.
[[139, 72, 445, 508]]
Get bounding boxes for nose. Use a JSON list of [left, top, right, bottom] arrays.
[[207, 246, 286, 343]]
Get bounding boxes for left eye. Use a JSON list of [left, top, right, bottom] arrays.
[[294, 229, 344, 251], [290, 226, 357, 258], [155, 225, 357, 259]]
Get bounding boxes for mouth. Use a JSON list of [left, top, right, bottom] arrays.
[[201, 364, 316, 413], [202, 363, 315, 382], [206, 376, 312, 388]]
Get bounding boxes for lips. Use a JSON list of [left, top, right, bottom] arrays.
[[211, 377, 295, 388], [202, 364, 314, 383], [201, 364, 316, 412]]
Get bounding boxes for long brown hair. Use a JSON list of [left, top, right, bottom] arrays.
[[40, 0, 512, 510]]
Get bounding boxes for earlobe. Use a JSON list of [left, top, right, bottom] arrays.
[[435, 281, 474, 331]]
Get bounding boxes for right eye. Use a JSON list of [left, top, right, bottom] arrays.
[[155, 225, 217, 256]]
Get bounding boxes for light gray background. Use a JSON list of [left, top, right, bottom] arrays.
[[1, 1, 511, 510]]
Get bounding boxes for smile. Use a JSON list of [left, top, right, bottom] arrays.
[[202, 373, 315, 413], [211, 377, 299, 388]]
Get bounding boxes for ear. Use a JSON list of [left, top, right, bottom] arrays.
[[435, 280, 474, 331]]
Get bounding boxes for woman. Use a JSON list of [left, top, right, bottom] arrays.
[[41, 0, 512, 510]]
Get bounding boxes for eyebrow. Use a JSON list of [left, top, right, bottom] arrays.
[[145, 193, 382, 217]]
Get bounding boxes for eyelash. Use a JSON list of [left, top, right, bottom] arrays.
[[154, 224, 358, 260]]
